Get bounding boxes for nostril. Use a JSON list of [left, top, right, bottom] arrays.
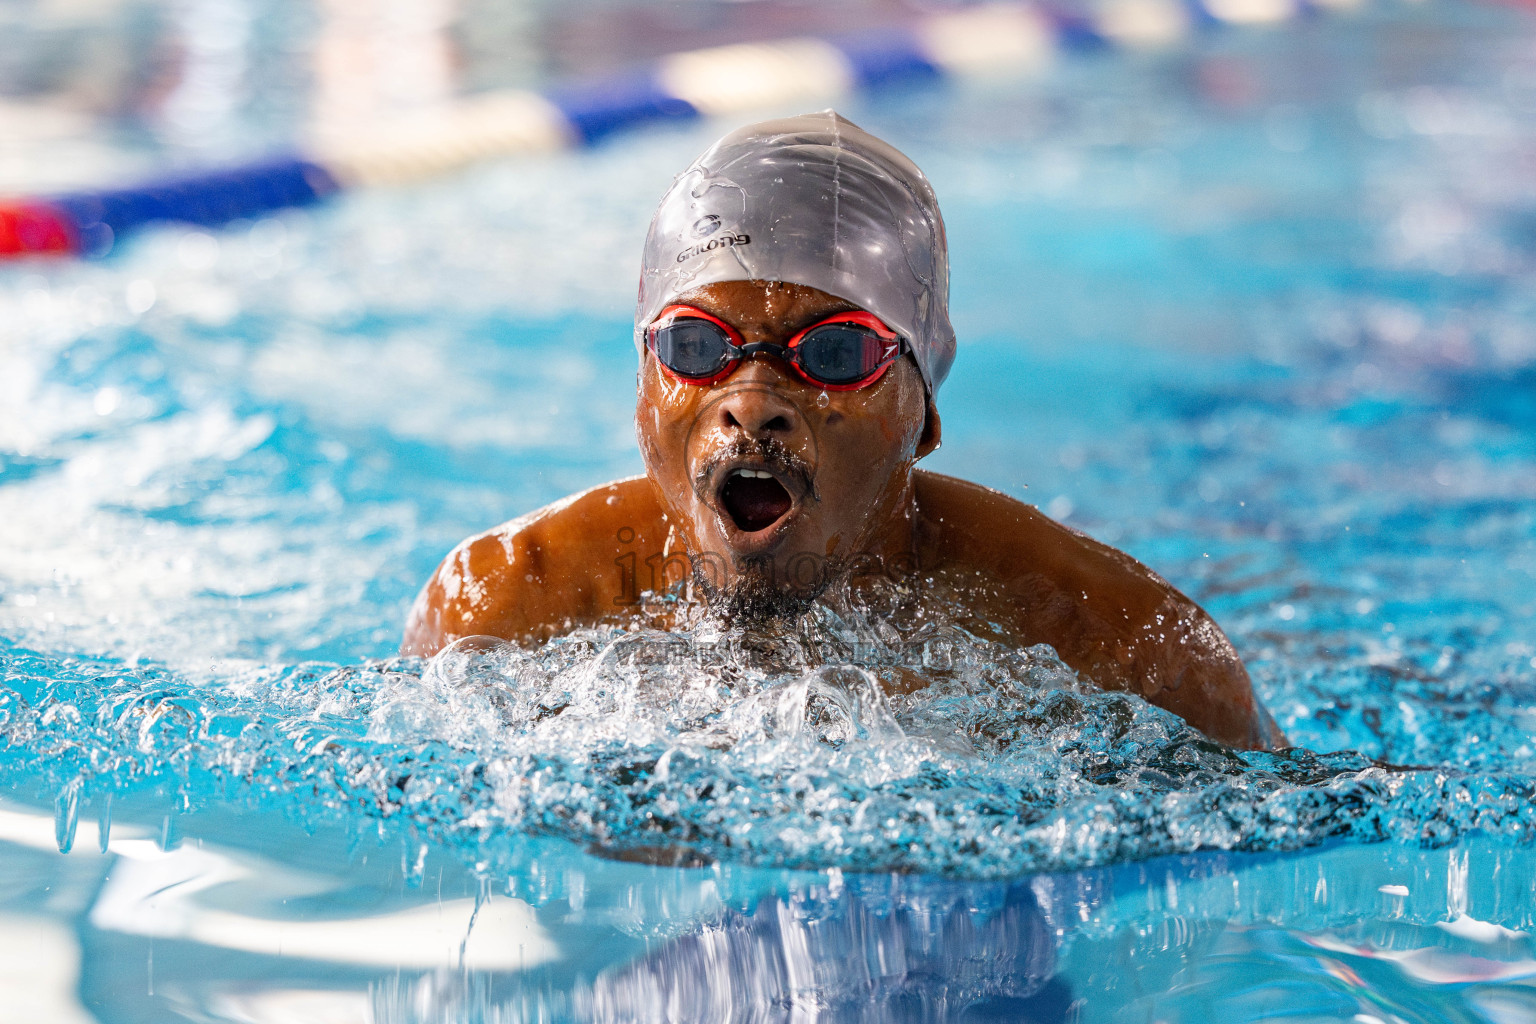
[[721, 409, 791, 433], [717, 392, 797, 435]]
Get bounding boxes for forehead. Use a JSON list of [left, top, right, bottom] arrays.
[[670, 280, 862, 333]]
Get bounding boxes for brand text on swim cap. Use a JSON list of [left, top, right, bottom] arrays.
[[676, 233, 751, 263]]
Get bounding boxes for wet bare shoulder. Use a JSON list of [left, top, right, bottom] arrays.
[[401, 477, 665, 655], [912, 471, 1281, 749], [913, 471, 1162, 598]]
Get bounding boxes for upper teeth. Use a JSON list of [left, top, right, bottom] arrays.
[[733, 468, 774, 479]]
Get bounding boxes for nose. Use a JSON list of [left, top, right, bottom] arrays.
[[714, 358, 801, 437]]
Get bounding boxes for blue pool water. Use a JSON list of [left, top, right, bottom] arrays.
[[3, 3, 1536, 1021]]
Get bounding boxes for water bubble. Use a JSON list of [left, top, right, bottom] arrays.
[[92, 387, 121, 416], [177, 231, 220, 270], [54, 779, 80, 854], [159, 814, 181, 851], [97, 793, 113, 854], [405, 840, 429, 888], [125, 280, 156, 315], [3, 579, 1534, 879]]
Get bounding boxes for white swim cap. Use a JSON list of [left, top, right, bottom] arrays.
[[636, 111, 956, 396]]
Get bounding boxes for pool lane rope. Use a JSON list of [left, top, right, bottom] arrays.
[[0, 0, 1364, 260]]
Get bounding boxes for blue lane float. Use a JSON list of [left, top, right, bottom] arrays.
[[829, 28, 943, 89], [49, 159, 340, 258], [547, 74, 700, 146], [0, 0, 1364, 259]]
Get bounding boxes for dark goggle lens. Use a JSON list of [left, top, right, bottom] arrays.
[[796, 324, 889, 384], [651, 319, 730, 378]]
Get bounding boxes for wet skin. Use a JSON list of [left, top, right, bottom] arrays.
[[403, 280, 1286, 750]]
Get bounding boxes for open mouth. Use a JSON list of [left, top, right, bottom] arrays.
[[720, 468, 794, 533]]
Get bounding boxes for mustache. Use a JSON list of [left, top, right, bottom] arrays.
[[692, 437, 818, 504]]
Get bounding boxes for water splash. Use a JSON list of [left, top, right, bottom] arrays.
[[54, 777, 80, 853], [2, 589, 1532, 880]]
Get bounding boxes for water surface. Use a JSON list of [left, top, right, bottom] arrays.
[[3, 3, 1536, 1020]]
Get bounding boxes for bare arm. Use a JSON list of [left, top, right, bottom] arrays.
[[401, 525, 539, 656], [402, 471, 1284, 749], [915, 472, 1284, 749], [401, 478, 669, 656]]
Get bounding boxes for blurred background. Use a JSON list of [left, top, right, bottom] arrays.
[[2, 0, 1065, 191], [6, 0, 1525, 185], [3, 0, 1535, 680], [5, 4, 1536, 1021]]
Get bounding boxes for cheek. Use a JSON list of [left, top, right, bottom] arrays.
[[841, 412, 901, 453], [815, 414, 907, 499], [849, 394, 924, 464], [852, 364, 925, 449], [637, 375, 700, 477]]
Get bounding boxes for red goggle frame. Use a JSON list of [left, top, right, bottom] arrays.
[[646, 304, 906, 391]]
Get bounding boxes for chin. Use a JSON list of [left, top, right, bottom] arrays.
[[693, 549, 831, 624]]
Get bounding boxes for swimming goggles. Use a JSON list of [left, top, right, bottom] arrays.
[[646, 304, 907, 391]]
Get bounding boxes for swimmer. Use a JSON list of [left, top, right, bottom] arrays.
[[403, 111, 1285, 751]]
